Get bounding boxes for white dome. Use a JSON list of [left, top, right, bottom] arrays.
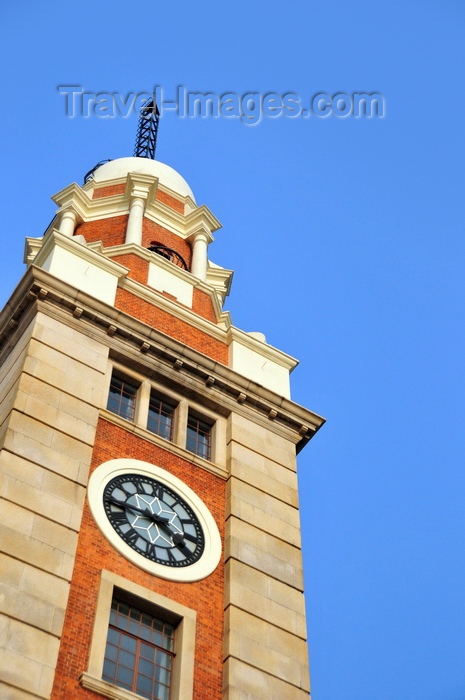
[[93, 157, 195, 202]]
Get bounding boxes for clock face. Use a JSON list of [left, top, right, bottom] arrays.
[[88, 459, 222, 582], [103, 473, 205, 567]]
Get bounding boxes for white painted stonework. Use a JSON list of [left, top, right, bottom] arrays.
[[93, 157, 196, 202], [147, 261, 194, 308], [229, 334, 295, 398], [33, 231, 127, 306]]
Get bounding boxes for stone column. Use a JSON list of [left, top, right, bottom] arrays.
[[125, 197, 145, 245], [58, 208, 77, 237], [124, 173, 158, 247], [190, 230, 210, 281]]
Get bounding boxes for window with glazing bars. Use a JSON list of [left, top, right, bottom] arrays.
[[107, 374, 138, 421], [147, 393, 176, 441], [103, 598, 175, 700], [186, 412, 212, 461]]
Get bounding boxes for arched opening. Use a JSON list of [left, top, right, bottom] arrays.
[[148, 242, 188, 271]]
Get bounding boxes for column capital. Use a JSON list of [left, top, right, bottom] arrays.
[[124, 173, 158, 205], [185, 204, 222, 236], [186, 226, 214, 246]]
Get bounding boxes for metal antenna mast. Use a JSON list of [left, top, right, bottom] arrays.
[[134, 99, 160, 160]]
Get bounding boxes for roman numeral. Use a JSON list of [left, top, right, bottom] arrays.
[[126, 529, 139, 545], [117, 482, 133, 496], [155, 486, 164, 499], [178, 542, 191, 557], [118, 478, 144, 496], [111, 512, 128, 525], [146, 543, 156, 559], [132, 478, 146, 491], [183, 532, 198, 543]]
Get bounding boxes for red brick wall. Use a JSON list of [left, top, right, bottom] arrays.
[[193, 288, 218, 323], [156, 189, 185, 214], [73, 217, 191, 267], [74, 216, 129, 247], [50, 419, 226, 700], [110, 253, 148, 285], [91, 184, 184, 215], [142, 220, 192, 270], [92, 184, 126, 199], [115, 288, 228, 364]]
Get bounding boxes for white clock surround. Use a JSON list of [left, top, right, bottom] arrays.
[[87, 458, 222, 582]]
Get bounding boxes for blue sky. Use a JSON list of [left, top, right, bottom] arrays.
[[1, 2, 465, 698]]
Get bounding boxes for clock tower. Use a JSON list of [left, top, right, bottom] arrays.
[[0, 138, 324, 699]]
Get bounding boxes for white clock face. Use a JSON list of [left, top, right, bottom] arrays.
[[88, 459, 222, 582]]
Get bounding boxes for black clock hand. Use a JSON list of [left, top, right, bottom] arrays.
[[155, 520, 189, 545], [155, 518, 183, 542], [172, 533, 192, 555], [106, 495, 194, 552], [106, 496, 170, 524]]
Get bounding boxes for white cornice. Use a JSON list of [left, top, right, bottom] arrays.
[[84, 174, 193, 209], [23, 235, 293, 373], [206, 262, 234, 301], [24, 236, 44, 266], [50, 179, 222, 242], [33, 229, 129, 279], [120, 273, 297, 372], [227, 326, 299, 372], [51, 183, 93, 220], [185, 205, 221, 234], [52, 183, 129, 221], [0, 265, 325, 444], [25, 234, 294, 371]]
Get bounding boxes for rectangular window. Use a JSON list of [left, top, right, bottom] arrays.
[[107, 374, 138, 421], [147, 392, 176, 441], [186, 412, 212, 461], [80, 571, 196, 700], [103, 598, 175, 700]]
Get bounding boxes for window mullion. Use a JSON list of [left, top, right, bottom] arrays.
[[133, 635, 142, 696], [174, 400, 189, 449], [136, 380, 151, 428]]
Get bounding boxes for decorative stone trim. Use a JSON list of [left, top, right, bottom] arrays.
[[80, 673, 139, 700], [81, 570, 196, 700], [0, 266, 325, 450], [51, 177, 221, 242]]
